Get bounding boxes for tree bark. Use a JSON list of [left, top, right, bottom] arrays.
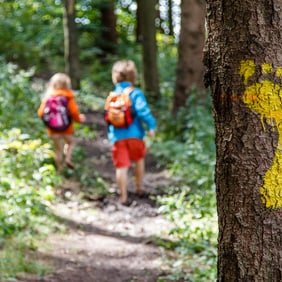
[[100, 0, 117, 55], [168, 0, 174, 37], [204, 0, 282, 281], [140, 0, 160, 101], [173, 0, 206, 114], [136, 0, 142, 43], [63, 0, 80, 90]]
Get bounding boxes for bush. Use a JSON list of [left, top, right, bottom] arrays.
[[0, 62, 45, 138], [0, 63, 60, 279], [152, 89, 218, 281]]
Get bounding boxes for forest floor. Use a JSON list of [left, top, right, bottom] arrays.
[[13, 111, 177, 282]]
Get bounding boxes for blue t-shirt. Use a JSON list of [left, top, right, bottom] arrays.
[[107, 81, 156, 144]]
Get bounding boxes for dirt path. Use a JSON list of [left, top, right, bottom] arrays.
[[17, 111, 175, 282]]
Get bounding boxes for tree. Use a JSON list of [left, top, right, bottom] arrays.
[[140, 0, 160, 101], [173, 0, 206, 114], [155, 0, 175, 37], [99, 0, 118, 55], [63, 0, 80, 89], [136, 0, 142, 43], [204, 0, 282, 280], [167, 0, 174, 37]]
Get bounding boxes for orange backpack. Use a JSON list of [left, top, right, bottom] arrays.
[[104, 86, 135, 128]]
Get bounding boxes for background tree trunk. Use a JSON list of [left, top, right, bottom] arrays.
[[63, 0, 80, 90], [167, 0, 174, 37], [136, 0, 142, 43], [140, 0, 160, 101], [173, 0, 206, 114], [204, 0, 282, 280], [100, 0, 118, 55]]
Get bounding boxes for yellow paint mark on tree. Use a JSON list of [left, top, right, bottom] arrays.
[[262, 63, 272, 74], [276, 68, 282, 77], [240, 60, 282, 209], [239, 60, 256, 85]]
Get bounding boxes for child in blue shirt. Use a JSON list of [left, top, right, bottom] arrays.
[[107, 60, 156, 205]]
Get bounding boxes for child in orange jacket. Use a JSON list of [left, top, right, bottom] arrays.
[[38, 73, 86, 171]]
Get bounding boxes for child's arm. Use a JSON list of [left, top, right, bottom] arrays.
[[37, 100, 47, 118], [79, 114, 86, 122], [131, 89, 156, 132], [68, 98, 86, 123]]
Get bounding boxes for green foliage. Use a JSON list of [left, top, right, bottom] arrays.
[[0, 128, 58, 236], [153, 90, 215, 193], [83, 60, 114, 91], [0, 0, 141, 77], [0, 64, 61, 279], [0, 235, 51, 280], [157, 34, 178, 92], [0, 62, 45, 138], [0, 128, 59, 279], [116, 1, 138, 42], [151, 89, 217, 281], [0, 1, 64, 72]]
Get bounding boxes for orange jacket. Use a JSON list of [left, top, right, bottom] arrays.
[[37, 89, 82, 135]]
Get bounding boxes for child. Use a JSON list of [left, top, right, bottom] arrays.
[[106, 60, 156, 205], [37, 73, 86, 171]]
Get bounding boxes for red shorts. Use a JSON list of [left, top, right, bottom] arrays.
[[112, 138, 146, 168]]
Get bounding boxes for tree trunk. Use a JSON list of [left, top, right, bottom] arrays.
[[136, 0, 142, 43], [100, 0, 117, 55], [204, 0, 282, 281], [140, 0, 160, 101], [173, 0, 206, 114], [168, 0, 174, 37], [63, 0, 80, 90]]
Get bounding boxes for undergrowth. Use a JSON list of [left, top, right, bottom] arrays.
[[151, 89, 218, 281], [0, 64, 61, 280]]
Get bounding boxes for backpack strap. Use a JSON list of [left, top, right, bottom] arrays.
[[121, 86, 135, 106], [122, 86, 135, 96]]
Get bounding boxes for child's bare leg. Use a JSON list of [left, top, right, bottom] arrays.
[[116, 167, 128, 204], [51, 135, 63, 172], [63, 135, 75, 168], [134, 158, 145, 195]]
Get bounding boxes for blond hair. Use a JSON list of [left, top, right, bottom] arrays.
[[111, 60, 137, 85], [48, 73, 72, 90]]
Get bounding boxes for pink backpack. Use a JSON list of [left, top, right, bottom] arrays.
[[42, 96, 71, 131]]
